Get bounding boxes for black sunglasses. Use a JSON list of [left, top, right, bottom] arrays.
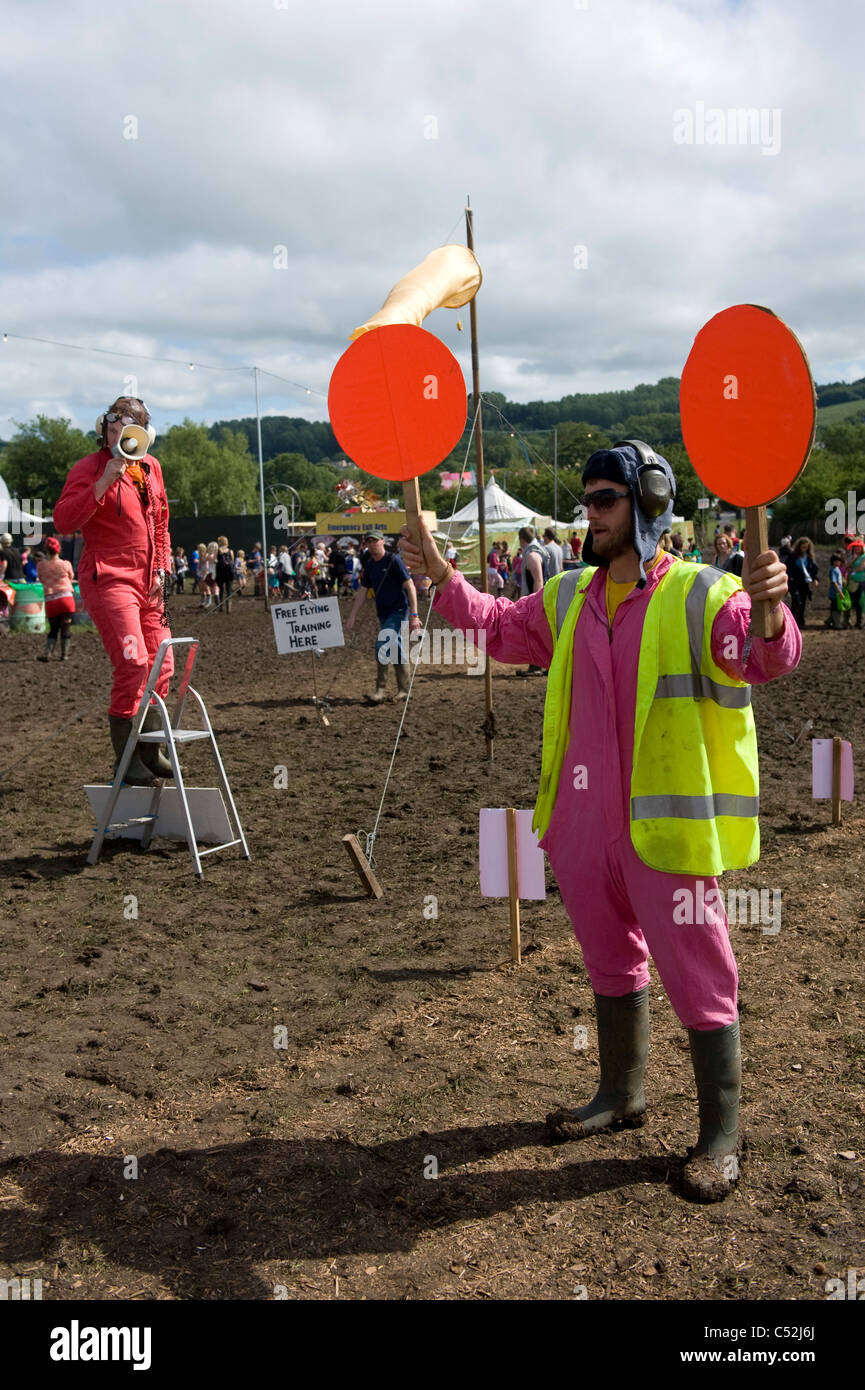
[[581, 489, 631, 513]]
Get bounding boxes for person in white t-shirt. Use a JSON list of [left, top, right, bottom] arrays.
[[543, 528, 563, 575]]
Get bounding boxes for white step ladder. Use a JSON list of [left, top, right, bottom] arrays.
[[87, 637, 250, 879]]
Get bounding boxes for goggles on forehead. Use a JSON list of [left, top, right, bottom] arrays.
[[108, 396, 149, 420]]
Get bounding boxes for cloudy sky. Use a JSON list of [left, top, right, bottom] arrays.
[[1, 0, 862, 443]]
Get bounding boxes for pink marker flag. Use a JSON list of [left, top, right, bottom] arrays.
[[811, 739, 854, 800], [479, 809, 546, 899]]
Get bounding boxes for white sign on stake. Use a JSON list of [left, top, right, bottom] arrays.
[[479, 808, 546, 899], [271, 597, 345, 654], [811, 738, 854, 800], [697, 497, 710, 509]]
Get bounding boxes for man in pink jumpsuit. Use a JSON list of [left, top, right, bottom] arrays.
[[402, 441, 799, 1202], [54, 397, 175, 785]]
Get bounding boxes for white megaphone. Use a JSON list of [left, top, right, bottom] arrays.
[[112, 423, 151, 461]]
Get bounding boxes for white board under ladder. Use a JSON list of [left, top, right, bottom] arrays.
[[86, 637, 250, 879]]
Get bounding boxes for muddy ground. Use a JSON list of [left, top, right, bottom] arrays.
[[0, 569, 863, 1302]]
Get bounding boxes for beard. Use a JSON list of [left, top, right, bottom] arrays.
[[589, 510, 634, 561]]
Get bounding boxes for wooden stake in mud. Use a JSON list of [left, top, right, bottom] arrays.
[[831, 735, 842, 825], [466, 198, 495, 761], [505, 806, 521, 965], [342, 833, 384, 899]]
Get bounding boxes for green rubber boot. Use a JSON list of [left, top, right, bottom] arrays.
[[37, 636, 57, 662], [59, 633, 70, 660], [108, 716, 157, 786], [546, 986, 649, 1140], [681, 1019, 741, 1203], [395, 662, 411, 700], [138, 706, 174, 779], [369, 661, 388, 703]]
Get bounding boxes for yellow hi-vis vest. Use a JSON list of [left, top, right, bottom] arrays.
[[533, 562, 760, 875]]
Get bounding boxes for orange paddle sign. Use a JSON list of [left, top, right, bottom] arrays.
[[328, 323, 467, 484], [328, 244, 480, 542], [680, 304, 816, 635]]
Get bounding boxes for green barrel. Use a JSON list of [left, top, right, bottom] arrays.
[[9, 582, 47, 634], [72, 581, 95, 630]]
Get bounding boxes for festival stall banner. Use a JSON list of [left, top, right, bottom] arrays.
[[314, 509, 438, 536], [271, 596, 345, 654]]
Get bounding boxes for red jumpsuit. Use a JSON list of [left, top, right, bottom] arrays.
[[53, 449, 174, 717]]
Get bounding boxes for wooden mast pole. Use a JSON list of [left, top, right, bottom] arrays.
[[466, 197, 494, 760]]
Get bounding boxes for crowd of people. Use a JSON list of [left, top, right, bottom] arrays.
[[705, 524, 865, 632], [167, 536, 369, 606], [3, 518, 864, 639]]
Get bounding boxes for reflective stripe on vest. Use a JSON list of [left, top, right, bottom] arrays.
[[534, 559, 760, 875], [631, 792, 760, 820]]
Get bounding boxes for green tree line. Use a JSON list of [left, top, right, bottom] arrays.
[[1, 390, 863, 525]]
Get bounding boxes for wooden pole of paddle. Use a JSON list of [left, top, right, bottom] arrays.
[[402, 474, 422, 547], [831, 735, 842, 825], [466, 198, 494, 760], [745, 505, 772, 638], [505, 806, 521, 965]]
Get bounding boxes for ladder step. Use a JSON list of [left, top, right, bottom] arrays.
[[197, 839, 244, 856], [104, 816, 158, 830], [137, 730, 210, 742]]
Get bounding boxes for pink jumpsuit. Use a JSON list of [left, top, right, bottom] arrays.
[[434, 557, 801, 1029], [53, 449, 174, 717]]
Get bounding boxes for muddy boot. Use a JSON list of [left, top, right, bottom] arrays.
[[59, 633, 70, 661], [369, 662, 388, 704], [395, 662, 411, 701], [546, 987, 649, 1141], [37, 636, 57, 662], [138, 705, 174, 779], [681, 1019, 741, 1203], [108, 716, 157, 786]]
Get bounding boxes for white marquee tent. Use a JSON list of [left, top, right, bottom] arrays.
[[0, 473, 49, 535], [440, 475, 539, 537]]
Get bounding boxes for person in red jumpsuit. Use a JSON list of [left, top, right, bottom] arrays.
[[53, 397, 175, 784]]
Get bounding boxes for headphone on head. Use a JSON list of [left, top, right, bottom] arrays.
[[95, 398, 156, 449], [613, 438, 673, 519]]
